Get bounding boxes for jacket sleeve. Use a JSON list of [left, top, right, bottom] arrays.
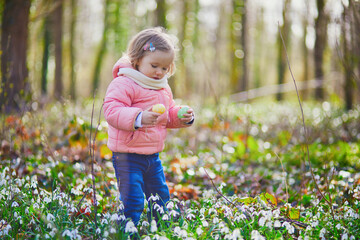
[[165, 87, 192, 129], [103, 78, 142, 131]]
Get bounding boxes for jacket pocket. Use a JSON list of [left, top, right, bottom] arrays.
[[124, 130, 140, 146]]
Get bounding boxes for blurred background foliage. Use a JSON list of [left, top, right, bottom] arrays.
[[0, 0, 360, 113]]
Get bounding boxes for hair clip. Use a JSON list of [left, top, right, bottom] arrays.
[[144, 42, 156, 52]]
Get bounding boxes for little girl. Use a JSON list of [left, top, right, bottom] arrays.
[[103, 27, 194, 226]]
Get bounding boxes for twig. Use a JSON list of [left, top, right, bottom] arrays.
[[274, 152, 289, 204], [203, 168, 252, 220], [278, 22, 335, 220], [89, 92, 98, 230]]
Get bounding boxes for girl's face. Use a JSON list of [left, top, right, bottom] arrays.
[[137, 50, 174, 79]]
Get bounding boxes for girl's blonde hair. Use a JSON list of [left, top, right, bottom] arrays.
[[127, 27, 177, 76]]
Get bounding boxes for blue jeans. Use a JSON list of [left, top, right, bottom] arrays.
[[112, 152, 170, 225]]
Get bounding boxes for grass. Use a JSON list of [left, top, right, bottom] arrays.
[[0, 100, 359, 239]]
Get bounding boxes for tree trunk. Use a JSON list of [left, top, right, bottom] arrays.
[[253, 7, 265, 89], [69, 0, 77, 100], [41, 16, 51, 96], [349, 0, 360, 102], [0, 0, 31, 113], [53, 0, 63, 100], [276, 0, 291, 101], [230, 0, 247, 93], [155, 0, 167, 28], [314, 0, 327, 100], [342, 5, 354, 110], [301, 3, 310, 100], [239, 0, 248, 92], [92, 0, 110, 95]]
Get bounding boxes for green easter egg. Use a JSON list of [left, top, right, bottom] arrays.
[[177, 107, 189, 118]]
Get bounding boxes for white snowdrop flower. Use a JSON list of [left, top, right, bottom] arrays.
[[174, 226, 181, 235], [44, 197, 51, 204], [13, 187, 21, 194], [196, 227, 203, 235], [258, 217, 266, 227], [110, 213, 119, 222], [84, 207, 91, 214], [154, 204, 164, 214], [47, 213, 55, 222], [213, 217, 219, 224], [101, 218, 108, 224], [274, 220, 281, 228], [232, 228, 243, 239], [104, 231, 109, 237], [186, 213, 195, 220], [50, 227, 57, 237], [47, 223, 53, 229], [148, 195, 160, 202], [45, 233, 51, 239], [169, 210, 179, 217], [11, 201, 19, 207], [14, 212, 18, 218], [142, 221, 149, 227], [342, 233, 348, 240], [119, 202, 125, 210], [311, 220, 319, 227], [202, 220, 209, 227], [350, 235, 355, 240], [266, 221, 273, 229], [221, 226, 230, 234], [166, 201, 174, 210], [96, 228, 101, 234], [125, 221, 137, 233], [110, 227, 116, 233], [62, 229, 71, 238], [336, 223, 342, 230], [150, 220, 158, 233], [143, 236, 151, 240], [12, 171, 16, 176], [251, 230, 265, 240], [208, 208, 217, 215], [287, 224, 295, 234], [162, 214, 169, 221], [179, 230, 188, 238]]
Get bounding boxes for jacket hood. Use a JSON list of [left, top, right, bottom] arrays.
[[112, 56, 134, 79]]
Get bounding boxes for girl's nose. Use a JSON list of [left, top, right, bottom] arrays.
[[156, 69, 163, 75]]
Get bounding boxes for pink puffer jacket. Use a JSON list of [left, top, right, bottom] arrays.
[[103, 57, 187, 154]]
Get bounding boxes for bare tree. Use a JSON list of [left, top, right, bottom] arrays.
[[92, 0, 111, 94], [0, 0, 31, 113], [301, 1, 310, 100], [155, 0, 167, 28], [276, 0, 291, 101], [53, 0, 64, 100], [230, 0, 248, 93], [41, 16, 51, 96], [69, 0, 78, 100], [314, 0, 328, 100]]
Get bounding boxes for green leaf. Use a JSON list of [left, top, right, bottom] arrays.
[[264, 192, 277, 206], [237, 197, 255, 205], [289, 208, 300, 220]]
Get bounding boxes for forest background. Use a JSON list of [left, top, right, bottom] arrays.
[[0, 0, 360, 239], [1, 0, 360, 109]]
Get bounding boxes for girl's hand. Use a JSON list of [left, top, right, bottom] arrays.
[[179, 107, 194, 124], [141, 109, 160, 126]]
